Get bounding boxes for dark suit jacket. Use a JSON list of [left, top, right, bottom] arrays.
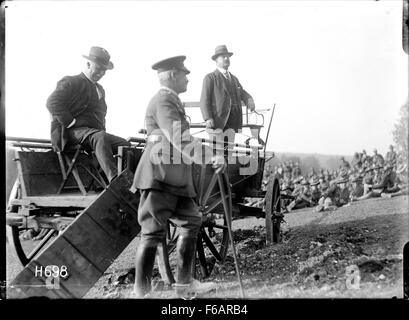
[[46, 73, 107, 151], [132, 89, 207, 198], [200, 69, 253, 130]]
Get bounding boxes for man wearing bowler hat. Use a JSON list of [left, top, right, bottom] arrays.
[[200, 45, 255, 152], [46, 46, 131, 183], [131, 56, 223, 298]]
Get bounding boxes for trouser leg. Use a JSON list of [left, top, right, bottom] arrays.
[[134, 190, 175, 297], [87, 132, 130, 182]]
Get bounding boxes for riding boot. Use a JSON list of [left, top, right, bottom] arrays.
[[133, 238, 159, 298], [174, 234, 216, 297], [175, 235, 197, 285]]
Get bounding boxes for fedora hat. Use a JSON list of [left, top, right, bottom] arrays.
[[320, 181, 329, 190], [352, 175, 363, 183], [211, 45, 233, 60], [383, 163, 393, 170], [281, 183, 292, 191], [301, 179, 309, 185], [310, 177, 320, 186], [82, 46, 114, 70], [337, 171, 349, 184], [337, 177, 349, 184]]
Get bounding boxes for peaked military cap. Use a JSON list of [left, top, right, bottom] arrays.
[[152, 55, 190, 74]]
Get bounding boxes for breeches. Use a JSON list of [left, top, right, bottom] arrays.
[[138, 189, 202, 241]]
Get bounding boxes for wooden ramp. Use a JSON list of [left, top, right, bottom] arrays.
[[8, 169, 141, 299]]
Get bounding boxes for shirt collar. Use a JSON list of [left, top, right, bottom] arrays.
[[160, 86, 179, 97], [217, 67, 229, 76], [82, 72, 97, 85]]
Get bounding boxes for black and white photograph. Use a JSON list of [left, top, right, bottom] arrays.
[[2, 0, 409, 303]]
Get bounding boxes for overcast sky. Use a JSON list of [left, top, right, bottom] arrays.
[[4, 0, 408, 156]]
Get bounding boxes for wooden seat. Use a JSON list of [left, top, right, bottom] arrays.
[[56, 144, 107, 196]]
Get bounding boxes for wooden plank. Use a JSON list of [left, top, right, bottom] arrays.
[[14, 150, 28, 198], [8, 260, 73, 299], [11, 194, 99, 208], [85, 170, 140, 244], [10, 169, 141, 299], [32, 236, 102, 298], [62, 213, 124, 272]]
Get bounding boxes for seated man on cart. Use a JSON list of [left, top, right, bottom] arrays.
[[46, 46, 131, 183]]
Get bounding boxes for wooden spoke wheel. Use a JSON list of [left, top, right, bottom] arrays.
[[158, 167, 232, 282], [6, 179, 57, 266], [265, 173, 283, 243], [195, 169, 231, 278]]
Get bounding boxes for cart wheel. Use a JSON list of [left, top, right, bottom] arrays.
[[158, 168, 231, 281], [265, 174, 283, 244], [196, 169, 231, 278], [6, 179, 57, 266]]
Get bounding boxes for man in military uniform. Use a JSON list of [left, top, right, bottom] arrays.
[[385, 145, 397, 166], [358, 163, 396, 200], [372, 164, 383, 185], [372, 148, 385, 166], [351, 152, 362, 171], [46, 46, 131, 183], [315, 171, 349, 211], [286, 179, 313, 212], [131, 56, 223, 298], [362, 166, 374, 195], [382, 164, 408, 198], [340, 156, 351, 170], [292, 162, 302, 180], [336, 172, 351, 207], [349, 175, 364, 201], [200, 45, 255, 152], [309, 176, 322, 206]]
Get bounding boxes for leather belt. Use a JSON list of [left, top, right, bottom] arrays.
[[147, 134, 164, 143]]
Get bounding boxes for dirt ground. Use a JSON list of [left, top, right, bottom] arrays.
[[6, 195, 409, 299]]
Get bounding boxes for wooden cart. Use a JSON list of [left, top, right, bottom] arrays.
[[6, 105, 283, 298]]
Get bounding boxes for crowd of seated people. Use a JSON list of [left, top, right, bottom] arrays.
[[262, 145, 408, 213]]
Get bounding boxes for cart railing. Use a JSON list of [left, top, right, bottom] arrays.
[[6, 136, 53, 150]]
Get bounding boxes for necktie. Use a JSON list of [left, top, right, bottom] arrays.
[[225, 71, 231, 81], [95, 84, 102, 100]]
